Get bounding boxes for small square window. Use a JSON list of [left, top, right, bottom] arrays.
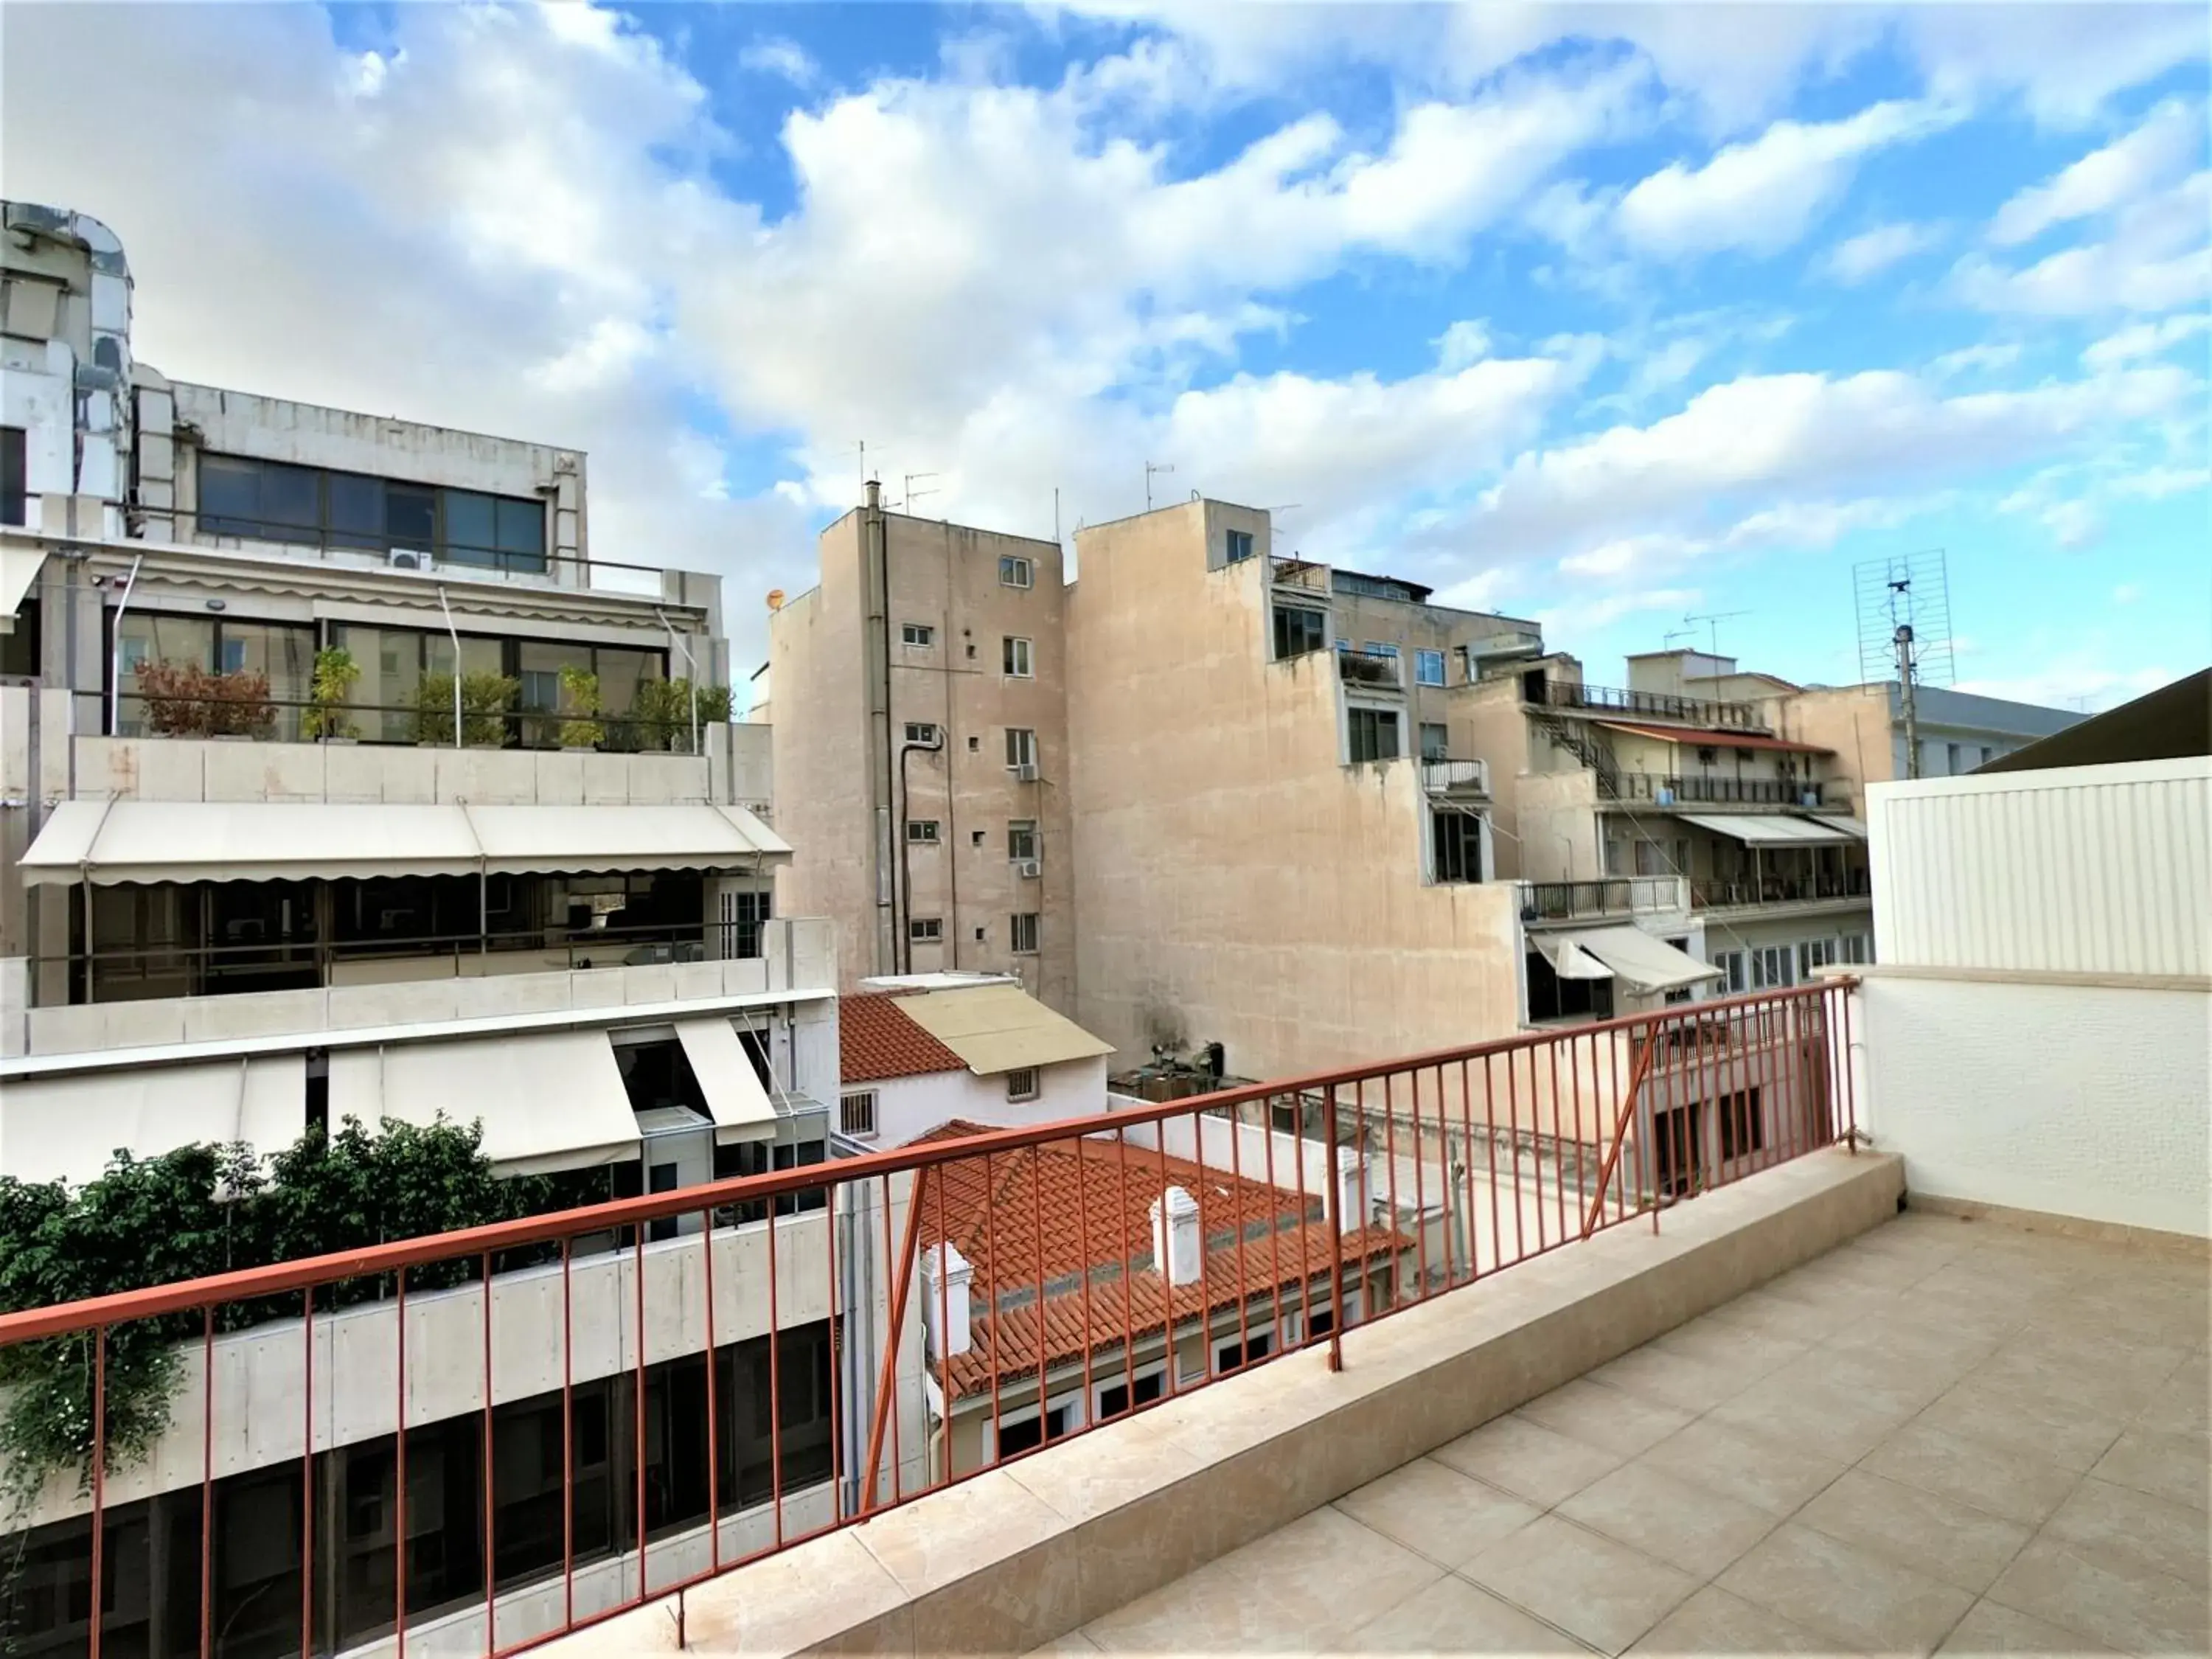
[[900, 623, 934, 648], [967, 735, 981, 752], [1008, 819, 1039, 861], [905, 819, 940, 843], [903, 721, 940, 745], [1003, 636, 1033, 677], [1413, 648, 1445, 686], [971, 829, 987, 847], [975, 926, 987, 942], [839, 1091, 878, 1138], [1011, 911, 1040, 953], [1006, 1067, 1040, 1102], [1225, 528, 1253, 563], [999, 554, 1033, 589], [909, 917, 942, 944]]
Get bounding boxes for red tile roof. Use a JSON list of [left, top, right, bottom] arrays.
[[908, 1123, 1406, 1400], [841, 993, 967, 1084]]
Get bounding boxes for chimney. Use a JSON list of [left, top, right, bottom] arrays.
[[1333, 1146, 1368, 1237], [922, 1242, 972, 1359], [864, 477, 882, 511], [1150, 1186, 1202, 1287]]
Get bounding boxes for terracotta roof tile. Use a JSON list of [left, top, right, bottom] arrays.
[[908, 1128, 1407, 1400], [841, 993, 967, 1085]]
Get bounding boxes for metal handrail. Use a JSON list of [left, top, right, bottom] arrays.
[[109, 686, 717, 754], [1526, 678, 1764, 731]]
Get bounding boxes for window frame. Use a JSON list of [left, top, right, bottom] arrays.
[[1346, 705, 1401, 765], [1005, 1066, 1040, 1102], [900, 623, 934, 648], [1270, 605, 1327, 661], [1007, 819, 1039, 862], [838, 1091, 878, 1139], [1413, 647, 1446, 686], [1419, 721, 1450, 762], [1224, 528, 1254, 564], [905, 819, 940, 844], [908, 917, 943, 944], [1010, 911, 1040, 954], [1005, 727, 1038, 771], [903, 721, 940, 745], [998, 554, 1034, 589], [0, 425, 25, 527], [192, 452, 549, 574], [1002, 636, 1034, 678]]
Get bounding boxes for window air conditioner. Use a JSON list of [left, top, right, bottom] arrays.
[[1014, 858, 1042, 879], [1012, 762, 1039, 781], [388, 548, 434, 572]]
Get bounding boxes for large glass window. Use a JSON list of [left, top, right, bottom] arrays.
[[1347, 706, 1399, 763], [192, 455, 547, 574], [1272, 605, 1326, 660], [115, 613, 313, 740]]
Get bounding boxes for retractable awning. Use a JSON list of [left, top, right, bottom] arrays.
[[672, 1016, 779, 1141], [1539, 926, 1722, 994], [328, 1030, 639, 1177], [20, 799, 789, 886], [1676, 813, 1865, 847], [0, 1053, 306, 1187], [1, 546, 45, 626]]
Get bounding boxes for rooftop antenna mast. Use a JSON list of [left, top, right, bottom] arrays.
[[1144, 461, 1175, 512], [1853, 549, 1955, 780], [899, 471, 938, 512], [1661, 626, 1698, 651], [1683, 610, 1751, 658]]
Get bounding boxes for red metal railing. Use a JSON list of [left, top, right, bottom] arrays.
[[0, 983, 1854, 1659]]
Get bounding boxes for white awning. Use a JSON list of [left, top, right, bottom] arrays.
[[672, 1016, 778, 1141], [1569, 926, 1724, 993], [328, 1031, 639, 1177], [20, 799, 789, 886], [0, 1053, 306, 1188], [1, 546, 45, 625], [1531, 933, 1614, 980], [1676, 813, 1866, 847]]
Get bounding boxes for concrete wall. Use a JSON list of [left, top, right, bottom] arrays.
[[861, 1055, 1110, 1147], [1, 203, 133, 536], [1065, 501, 1521, 1080]]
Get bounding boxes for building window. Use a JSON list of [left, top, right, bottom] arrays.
[[1215, 1329, 1274, 1374], [1008, 819, 1039, 861], [1980, 745, 1996, 767], [1751, 945, 1794, 989], [720, 889, 773, 959], [1652, 1104, 1701, 1199], [967, 734, 980, 751], [1272, 605, 1327, 660], [1096, 1371, 1164, 1421], [999, 554, 1034, 589], [1719, 1089, 1765, 1162], [0, 425, 24, 526], [1003, 636, 1033, 677], [1011, 912, 1040, 954], [1413, 648, 1446, 686], [904, 721, 940, 745], [1419, 722, 1449, 762], [1225, 528, 1255, 563], [900, 623, 934, 647], [839, 1091, 878, 1138], [1945, 742, 1963, 774], [195, 453, 547, 573], [909, 917, 943, 944], [1840, 934, 1870, 964], [1798, 938, 1838, 978], [1347, 706, 1399, 764], [995, 1403, 1069, 1456], [1432, 811, 1485, 883], [905, 819, 940, 844], [1363, 641, 1400, 663], [1006, 727, 1037, 772], [1525, 947, 1613, 1022], [1006, 1067, 1040, 1102], [1714, 950, 1747, 994]]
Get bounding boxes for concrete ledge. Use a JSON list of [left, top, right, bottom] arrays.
[[550, 1150, 1904, 1658], [1907, 1192, 2212, 1262]]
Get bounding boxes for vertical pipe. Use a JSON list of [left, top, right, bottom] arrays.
[[395, 1270, 408, 1659], [104, 553, 144, 735], [1840, 982, 1858, 1150], [201, 1307, 214, 1659], [560, 1237, 574, 1632], [299, 1290, 313, 1659], [436, 585, 463, 751], [632, 1223, 646, 1601], [767, 1200, 785, 1545]]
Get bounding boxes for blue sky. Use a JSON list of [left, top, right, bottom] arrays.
[[4, 3, 2206, 706]]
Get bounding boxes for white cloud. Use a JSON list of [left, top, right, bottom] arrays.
[[1900, 5, 2209, 128], [739, 36, 820, 89], [1955, 664, 2171, 711], [1615, 101, 1953, 259], [2112, 582, 2142, 604], [1822, 220, 1946, 284], [2110, 463, 2212, 498], [1434, 319, 1492, 369], [1958, 170, 2212, 316], [2083, 312, 2212, 369], [1989, 99, 2201, 246], [2039, 497, 2105, 549], [1931, 342, 2023, 377]]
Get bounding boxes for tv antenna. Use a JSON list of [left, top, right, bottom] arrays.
[[1144, 461, 1175, 511], [1853, 549, 1955, 779], [898, 472, 938, 512], [1683, 610, 1750, 657], [1662, 626, 1698, 651]]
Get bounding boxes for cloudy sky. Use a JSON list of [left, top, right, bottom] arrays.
[[4, 3, 2205, 708]]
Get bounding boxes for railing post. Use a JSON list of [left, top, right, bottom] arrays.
[[1324, 1084, 1345, 1373]]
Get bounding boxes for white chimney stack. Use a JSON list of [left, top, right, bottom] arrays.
[[923, 1242, 973, 1359], [1334, 1146, 1368, 1237], [1151, 1186, 1203, 1287]]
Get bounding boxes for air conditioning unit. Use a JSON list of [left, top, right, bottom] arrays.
[[1012, 762, 1039, 782], [1013, 858, 1042, 879], [387, 548, 434, 572]]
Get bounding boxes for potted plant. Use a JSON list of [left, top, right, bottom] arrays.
[[136, 661, 276, 739], [557, 666, 603, 750], [411, 672, 519, 747], [301, 646, 361, 742]]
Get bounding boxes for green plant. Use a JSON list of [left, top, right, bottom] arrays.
[[627, 678, 734, 752], [557, 666, 604, 749], [300, 646, 361, 741], [410, 672, 518, 746], [134, 662, 276, 738]]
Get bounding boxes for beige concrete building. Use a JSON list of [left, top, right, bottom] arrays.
[[770, 483, 1074, 1010]]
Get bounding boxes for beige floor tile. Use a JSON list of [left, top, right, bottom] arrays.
[[1513, 1377, 1695, 1459], [1860, 1420, 2082, 1528], [1912, 1374, 2129, 1475], [1637, 1416, 1851, 1517], [1795, 1468, 2034, 1595], [2132, 1357, 2211, 1438], [1699, 1282, 1863, 1344], [1432, 1414, 1625, 1508], [1462, 1514, 1699, 1656], [1987, 1535, 2211, 1657], [1025, 1632, 1105, 1656], [1935, 1596, 2122, 1655], [2042, 1475, 2212, 1590], [1332, 1455, 1543, 1569], [1718, 1523, 1976, 1655], [1648, 1318, 1812, 1380], [1626, 1585, 1837, 1655], [1082, 1506, 1443, 1654], [1343, 1572, 1593, 1655], [1583, 1343, 1756, 1415], [1977, 1340, 2193, 1420], [1558, 1461, 1780, 1580], [1708, 1370, 1918, 1464], [2087, 1426, 2211, 1513]]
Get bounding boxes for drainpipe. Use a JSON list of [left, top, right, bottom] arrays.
[[896, 731, 945, 972], [863, 481, 894, 975], [436, 585, 462, 750], [105, 554, 143, 736]]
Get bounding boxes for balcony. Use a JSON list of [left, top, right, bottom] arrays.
[[1608, 772, 1827, 808], [1338, 648, 1403, 689], [1521, 876, 1688, 921], [1693, 869, 1874, 911], [113, 684, 724, 754], [1527, 678, 1767, 732], [1420, 757, 1491, 796]]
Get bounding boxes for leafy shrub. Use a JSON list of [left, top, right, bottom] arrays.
[[135, 662, 275, 738], [409, 672, 518, 746]]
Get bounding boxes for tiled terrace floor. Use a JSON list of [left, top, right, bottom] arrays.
[[1050, 1214, 2210, 1656]]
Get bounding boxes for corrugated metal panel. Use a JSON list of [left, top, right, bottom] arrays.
[[1870, 757, 2211, 976]]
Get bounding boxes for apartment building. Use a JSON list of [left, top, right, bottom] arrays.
[[768, 484, 1074, 1011], [0, 201, 938, 1658]]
